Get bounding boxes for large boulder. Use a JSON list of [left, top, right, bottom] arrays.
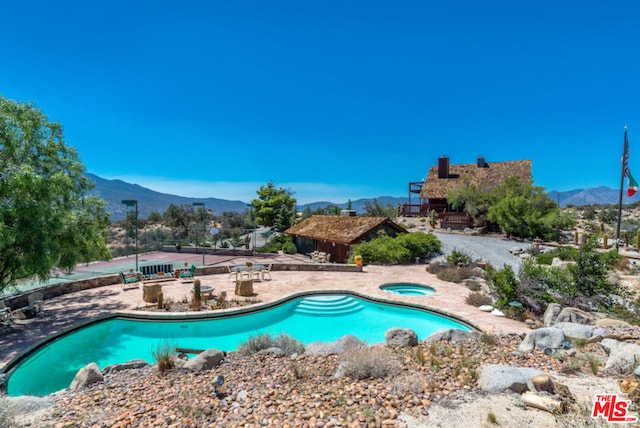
[[554, 322, 606, 340], [70, 362, 104, 391], [385, 328, 418, 347], [478, 364, 544, 393], [424, 329, 478, 343], [103, 359, 149, 374], [543, 303, 562, 327], [183, 349, 225, 371], [601, 339, 640, 372], [555, 307, 595, 325], [518, 327, 565, 353], [305, 334, 365, 356]]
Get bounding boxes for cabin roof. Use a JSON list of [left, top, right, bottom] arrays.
[[284, 215, 405, 245]]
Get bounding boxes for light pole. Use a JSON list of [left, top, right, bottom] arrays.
[[121, 199, 139, 272], [193, 202, 205, 265]]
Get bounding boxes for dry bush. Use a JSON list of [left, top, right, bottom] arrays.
[[436, 266, 476, 283], [341, 345, 401, 380], [238, 333, 304, 356], [465, 292, 493, 307], [237, 333, 274, 356], [151, 339, 176, 372]]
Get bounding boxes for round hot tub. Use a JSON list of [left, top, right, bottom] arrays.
[[380, 283, 435, 296]]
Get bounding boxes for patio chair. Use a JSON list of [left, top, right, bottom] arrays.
[[28, 292, 44, 315], [120, 272, 140, 285], [0, 300, 13, 325], [180, 264, 196, 278], [260, 263, 272, 281]]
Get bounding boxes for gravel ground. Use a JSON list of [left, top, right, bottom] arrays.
[[433, 232, 531, 272]]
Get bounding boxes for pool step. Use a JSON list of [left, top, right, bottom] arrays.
[[293, 295, 364, 316]]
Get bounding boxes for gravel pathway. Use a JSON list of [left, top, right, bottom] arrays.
[[433, 232, 531, 272]]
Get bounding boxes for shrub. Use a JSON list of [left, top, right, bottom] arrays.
[[465, 292, 493, 307], [487, 265, 519, 308], [436, 266, 476, 283], [238, 333, 304, 356], [349, 232, 441, 265], [446, 249, 473, 266], [151, 339, 176, 372], [273, 333, 305, 355], [281, 241, 297, 254], [340, 345, 401, 380]]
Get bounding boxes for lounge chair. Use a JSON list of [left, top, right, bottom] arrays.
[[28, 292, 44, 315], [180, 264, 196, 278]]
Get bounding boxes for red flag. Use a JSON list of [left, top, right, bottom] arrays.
[[629, 170, 638, 197]]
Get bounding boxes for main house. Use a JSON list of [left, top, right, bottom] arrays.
[[401, 156, 532, 228], [284, 215, 406, 263]]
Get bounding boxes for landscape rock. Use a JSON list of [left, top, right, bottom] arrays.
[[183, 349, 225, 371], [478, 364, 544, 393], [543, 303, 562, 326], [305, 334, 365, 356], [518, 327, 565, 353], [385, 328, 418, 347], [555, 307, 595, 325], [102, 359, 149, 374], [554, 322, 606, 340], [509, 247, 524, 255], [70, 362, 104, 391], [601, 339, 640, 372], [595, 318, 631, 328], [256, 347, 286, 356], [5, 395, 56, 425], [423, 328, 478, 343]]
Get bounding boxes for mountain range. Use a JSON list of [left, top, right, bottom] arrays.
[[87, 173, 637, 221]]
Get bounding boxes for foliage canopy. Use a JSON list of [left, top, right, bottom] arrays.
[[0, 96, 111, 292]]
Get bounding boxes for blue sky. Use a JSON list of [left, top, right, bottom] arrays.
[[2, 1, 640, 204]]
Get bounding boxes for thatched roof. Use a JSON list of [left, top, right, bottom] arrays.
[[419, 159, 532, 199], [284, 215, 405, 245]]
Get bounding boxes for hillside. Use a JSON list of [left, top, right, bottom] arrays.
[[86, 173, 248, 221]]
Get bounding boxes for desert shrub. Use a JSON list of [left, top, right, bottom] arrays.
[[341, 345, 401, 380], [487, 265, 519, 308], [446, 249, 473, 266], [273, 333, 305, 355], [535, 246, 579, 265], [151, 339, 176, 372], [349, 231, 441, 265], [465, 292, 493, 307], [238, 333, 274, 355], [436, 266, 477, 283], [238, 333, 304, 356], [480, 331, 498, 346]]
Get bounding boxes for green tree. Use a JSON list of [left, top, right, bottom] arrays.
[[487, 177, 574, 240], [363, 199, 397, 218], [251, 182, 296, 232], [147, 210, 163, 223], [0, 96, 111, 291]]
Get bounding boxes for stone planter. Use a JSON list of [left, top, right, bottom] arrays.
[[142, 283, 162, 303], [235, 280, 253, 296]]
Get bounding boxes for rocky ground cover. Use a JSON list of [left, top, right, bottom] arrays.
[[5, 320, 639, 428]]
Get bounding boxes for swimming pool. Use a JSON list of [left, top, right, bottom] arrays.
[[6, 293, 473, 396], [380, 283, 436, 296]]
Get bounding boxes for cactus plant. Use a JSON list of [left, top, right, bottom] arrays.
[[157, 291, 164, 309], [192, 279, 202, 311]]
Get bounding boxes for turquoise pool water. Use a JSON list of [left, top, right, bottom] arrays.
[[7, 294, 472, 396], [380, 283, 436, 296]]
